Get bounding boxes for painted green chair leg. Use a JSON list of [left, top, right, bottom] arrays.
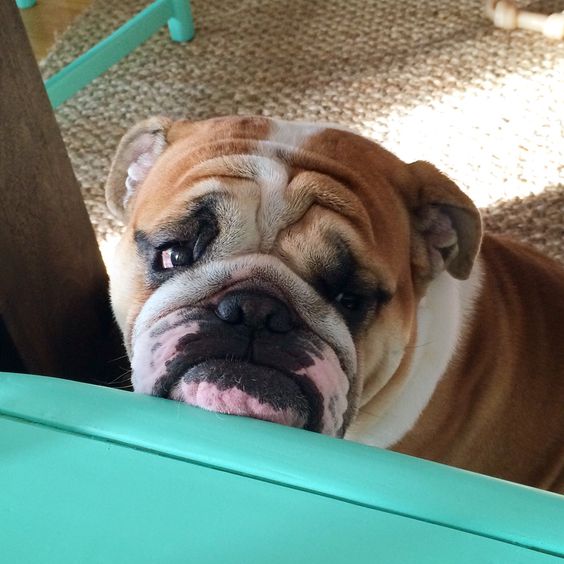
[[16, 0, 37, 9], [168, 0, 195, 41], [44, 0, 194, 108]]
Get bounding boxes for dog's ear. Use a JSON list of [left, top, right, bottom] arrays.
[[105, 116, 172, 221], [403, 161, 482, 281]]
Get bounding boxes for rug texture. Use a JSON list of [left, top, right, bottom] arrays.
[[41, 0, 564, 263]]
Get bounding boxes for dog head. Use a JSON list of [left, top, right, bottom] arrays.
[[105, 116, 481, 437]]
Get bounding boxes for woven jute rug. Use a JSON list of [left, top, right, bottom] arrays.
[[41, 0, 564, 263]]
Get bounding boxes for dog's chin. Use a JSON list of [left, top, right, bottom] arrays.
[[166, 359, 323, 431]]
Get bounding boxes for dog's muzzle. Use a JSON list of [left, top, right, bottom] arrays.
[[130, 287, 351, 436]]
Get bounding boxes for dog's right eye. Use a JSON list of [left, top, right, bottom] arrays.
[[160, 244, 193, 269], [157, 220, 218, 271]]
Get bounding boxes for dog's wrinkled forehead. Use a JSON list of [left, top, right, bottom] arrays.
[[130, 117, 408, 268]]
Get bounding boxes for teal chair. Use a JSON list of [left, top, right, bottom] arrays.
[[17, 0, 194, 108], [1, 371, 563, 562]]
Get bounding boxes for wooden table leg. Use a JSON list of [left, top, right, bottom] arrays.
[[0, 0, 126, 385]]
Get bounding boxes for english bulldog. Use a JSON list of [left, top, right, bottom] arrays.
[[105, 116, 564, 492]]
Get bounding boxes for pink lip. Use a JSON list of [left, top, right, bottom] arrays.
[[171, 379, 308, 428]]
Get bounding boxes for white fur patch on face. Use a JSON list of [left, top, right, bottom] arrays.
[[345, 259, 484, 448], [191, 154, 292, 251], [268, 120, 326, 148], [175, 153, 309, 254], [268, 119, 356, 147]]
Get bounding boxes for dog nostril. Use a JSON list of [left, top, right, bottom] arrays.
[[215, 297, 243, 324], [215, 291, 294, 333], [266, 308, 293, 333]]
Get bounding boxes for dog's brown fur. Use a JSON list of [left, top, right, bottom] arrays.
[[106, 116, 564, 492]]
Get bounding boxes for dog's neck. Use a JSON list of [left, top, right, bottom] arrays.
[[345, 260, 484, 448]]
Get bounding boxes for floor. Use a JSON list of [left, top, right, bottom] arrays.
[[19, 0, 92, 60]]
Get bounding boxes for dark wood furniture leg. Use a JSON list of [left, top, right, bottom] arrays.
[[0, 1, 125, 384]]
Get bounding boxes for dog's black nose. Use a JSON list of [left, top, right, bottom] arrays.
[[215, 291, 294, 333]]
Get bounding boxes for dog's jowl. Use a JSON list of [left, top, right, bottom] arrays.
[[105, 116, 564, 492]]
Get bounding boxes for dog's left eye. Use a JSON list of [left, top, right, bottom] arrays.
[[160, 244, 193, 269], [334, 292, 362, 310]]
